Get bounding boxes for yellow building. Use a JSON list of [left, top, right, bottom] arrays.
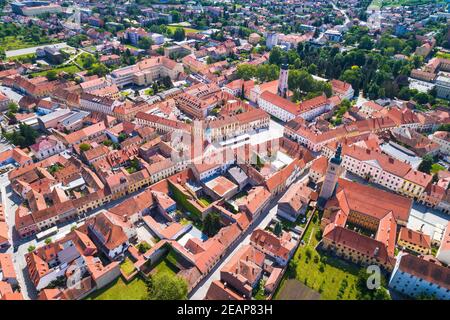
[[397, 227, 431, 255]]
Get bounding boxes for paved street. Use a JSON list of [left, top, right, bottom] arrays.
[[189, 171, 310, 300], [0, 145, 152, 299], [5, 42, 70, 58]]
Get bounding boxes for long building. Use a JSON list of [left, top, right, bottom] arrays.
[[324, 143, 433, 200], [108, 57, 183, 88], [389, 253, 450, 300]]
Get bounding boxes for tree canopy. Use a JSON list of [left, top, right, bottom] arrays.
[[146, 273, 188, 300]]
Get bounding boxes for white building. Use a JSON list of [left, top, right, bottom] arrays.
[[266, 32, 278, 49], [257, 91, 299, 122], [30, 135, 65, 160], [326, 144, 432, 199], [436, 222, 450, 266], [429, 131, 450, 155], [389, 253, 450, 300]]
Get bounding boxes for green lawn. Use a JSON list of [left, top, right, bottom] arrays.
[[85, 276, 147, 300], [198, 196, 212, 207], [382, 0, 444, 6], [125, 44, 140, 50], [167, 25, 199, 34], [369, 0, 444, 9], [275, 212, 361, 300], [431, 163, 446, 174], [154, 258, 178, 277], [436, 52, 450, 60], [368, 0, 383, 10], [31, 65, 81, 77], [120, 257, 136, 276], [74, 52, 95, 66], [0, 36, 57, 51], [8, 53, 36, 62]]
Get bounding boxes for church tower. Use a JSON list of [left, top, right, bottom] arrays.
[[318, 144, 343, 208], [277, 59, 289, 98]]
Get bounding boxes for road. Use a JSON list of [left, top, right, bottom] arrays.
[[331, 1, 350, 25], [5, 43, 70, 58], [189, 171, 310, 300], [0, 150, 152, 299]]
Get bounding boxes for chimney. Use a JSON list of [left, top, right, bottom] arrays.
[[374, 247, 379, 256]]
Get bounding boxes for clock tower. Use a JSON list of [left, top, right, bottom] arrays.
[[318, 144, 343, 208], [277, 59, 289, 98]]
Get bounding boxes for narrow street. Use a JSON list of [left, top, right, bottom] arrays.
[[189, 171, 310, 300], [0, 168, 152, 299]]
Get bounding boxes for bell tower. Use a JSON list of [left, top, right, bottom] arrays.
[[277, 58, 289, 98], [318, 144, 343, 208]]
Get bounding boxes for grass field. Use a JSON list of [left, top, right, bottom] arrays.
[[0, 36, 56, 51], [153, 258, 178, 277], [436, 51, 450, 60], [8, 53, 36, 62], [167, 25, 199, 34], [368, 0, 443, 9], [368, 0, 383, 10], [275, 212, 362, 300], [85, 276, 147, 300], [31, 65, 81, 77], [198, 196, 212, 207], [431, 163, 446, 174], [120, 257, 136, 276]]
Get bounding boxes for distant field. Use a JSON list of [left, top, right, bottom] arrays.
[[85, 276, 147, 300], [436, 52, 450, 60], [431, 163, 446, 174], [368, 0, 383, 10], [31, 65, 81, 77], [167, 25, 199, 34], [8, 53, 36, 62], [369, 0, 444, 9], [0, 36, 56, 52]]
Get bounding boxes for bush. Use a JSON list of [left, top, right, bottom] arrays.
[[319, 263, 325, 272], [313, 255, 319, 264], [137, 241, 151, 254], [305, 248, 312, 259], [79, 143, 91, 152]]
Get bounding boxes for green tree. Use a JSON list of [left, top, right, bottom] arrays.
[[273, 222, 282, 236], [46, 70, 58, 81], [146, 273, 188, 300], [307, 63, 318, 75], [79, 143, 91, 152], [138, 36, 154, 50], [356, 269, 391, 300], [81, 54, 96, 68], [118, 133, 128, 142], [173, 27, 185, 42], [269, 46, 283, 65], [89, 63, 109, 77], [203, 212, 221, 237], [7, 102, 19, 114], [237, 63, 256, 80], [287, 259, 298, 279], [418, 154, 433, 174], [358, 35, 373, 50]]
